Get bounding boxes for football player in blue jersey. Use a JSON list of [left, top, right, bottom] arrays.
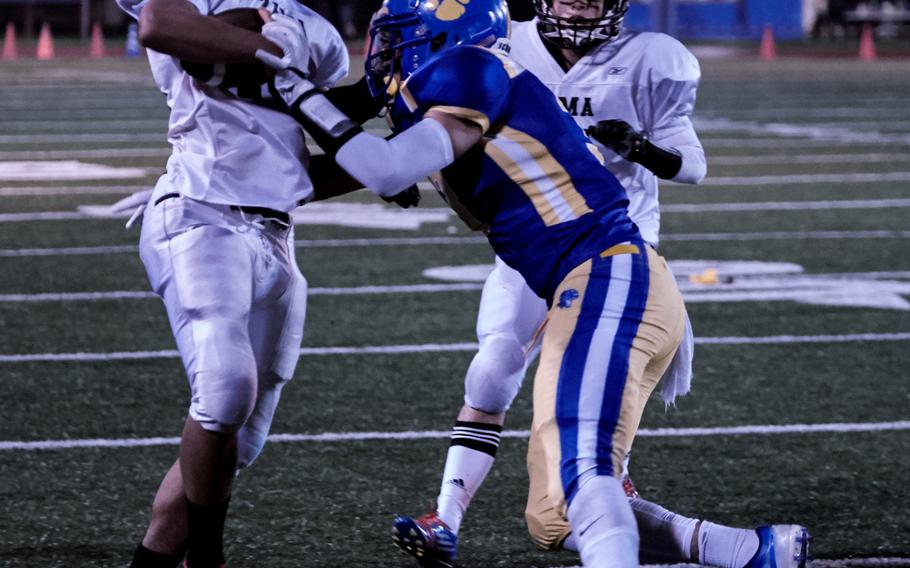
[[256, 2, 811, 567], [382, 1, 811, 568]]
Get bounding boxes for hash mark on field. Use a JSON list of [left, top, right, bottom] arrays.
[[2, 421, 909, 451], [0, 333, 907, 363]]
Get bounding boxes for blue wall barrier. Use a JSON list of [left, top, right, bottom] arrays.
[[625, 0, 804, 41]]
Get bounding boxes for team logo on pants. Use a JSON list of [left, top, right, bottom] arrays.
[[557, 289, 579, 309]]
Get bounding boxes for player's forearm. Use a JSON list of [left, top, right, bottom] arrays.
[[139, 0, 280, 64], [335, 119, 454, 197]]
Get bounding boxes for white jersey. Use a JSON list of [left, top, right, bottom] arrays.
[[117, 0, 349, 211], [509, 20, 706, 246]]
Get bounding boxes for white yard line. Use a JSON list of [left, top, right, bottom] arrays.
[[0, 333, 907, 363], [693, 117, 910, 145], [0, 284, 486, 303], [4, 195, 910, 224], [2, 420, 909, 451], [0, 148, 171, 160], [0, 133, 166, 144], [3, 268, 910, 303], [660, 230, 910, 241], [699, 138, 899, 148], [661, 199, 910, 212], [697, 172, 910, 186], [4, 150, 907, 165], [3, 229, 910, 259], [0, 119, 166, 131], [0, 184, 149, 197], [709, 153, 910, 165]]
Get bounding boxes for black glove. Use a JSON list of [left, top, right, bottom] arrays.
[[585, 119, 683, 180], [585, 119, 642, 159], [381, 184, 421, 209]]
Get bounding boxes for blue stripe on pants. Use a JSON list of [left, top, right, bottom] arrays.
[[556, 256, 613, 504], [595, 244, 649, 476]]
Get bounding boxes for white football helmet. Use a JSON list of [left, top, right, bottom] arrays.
[[534, 0, 629, 48]]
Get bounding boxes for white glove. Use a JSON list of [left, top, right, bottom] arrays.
[[109, 188, 153, 229], [255, 14, 315, 108]]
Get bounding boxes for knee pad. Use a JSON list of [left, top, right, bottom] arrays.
[[567, 476, 639, 566], [236, 372, 289, 468], [463, 334, 527, 413], [188, 320, 258, 433]]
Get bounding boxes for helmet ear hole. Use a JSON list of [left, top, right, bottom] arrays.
[[430, 31, 448, 51]]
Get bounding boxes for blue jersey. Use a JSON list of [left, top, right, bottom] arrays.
[[393, 45, 640, 301]]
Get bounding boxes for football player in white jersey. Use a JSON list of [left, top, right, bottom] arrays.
[[392, 1, 811, 567], [114, 2, 347, 567]]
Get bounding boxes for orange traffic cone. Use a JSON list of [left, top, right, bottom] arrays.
[[89, 22, 105, 58], [36, 22, 54, 60], [759, 24, 777, 60], [2, 21, 17, 60], [859, 23, 877, 61]]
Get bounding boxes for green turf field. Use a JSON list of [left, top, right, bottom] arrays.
[[0, 53, 909, 568]]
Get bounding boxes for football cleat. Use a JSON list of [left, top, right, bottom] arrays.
[[391, 512, 457, 568], [745, 525, 814, 568]]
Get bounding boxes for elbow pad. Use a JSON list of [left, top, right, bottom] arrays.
[[336, 119, 454, 198]]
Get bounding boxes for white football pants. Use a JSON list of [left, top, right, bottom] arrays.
[[140, 188, 307, 468], [464, 257, 548, 413]]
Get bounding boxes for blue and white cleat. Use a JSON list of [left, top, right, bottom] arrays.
[[745, 525, 814, 568], [392, 512, 457, 568]]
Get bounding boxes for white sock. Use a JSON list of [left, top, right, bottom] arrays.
[[435, 421, 501, 534], [567, 475, 639, 567], [698, 521, 760, 568], [631, 498, 698, 563]]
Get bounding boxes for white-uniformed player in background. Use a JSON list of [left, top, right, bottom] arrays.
[[114, 1, 346, 567], [393, 1, 812, 567]]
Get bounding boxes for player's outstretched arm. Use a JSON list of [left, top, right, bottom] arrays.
[[139, 0, 280, 64], [257, 24, 467, 204]]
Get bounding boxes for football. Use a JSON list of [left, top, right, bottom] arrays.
[[180, 8, 269, 92]]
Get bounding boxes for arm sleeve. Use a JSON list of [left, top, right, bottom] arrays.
[[645, 37, 706, 184], [116, 0, 207, 20], [335, 118, 455, 197], [402, 47, 512, 134]]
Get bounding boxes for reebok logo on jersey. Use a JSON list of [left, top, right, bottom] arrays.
[[608, 67, 627, 75], [558, 96, 594, 117], [557, 289, 579, 309]]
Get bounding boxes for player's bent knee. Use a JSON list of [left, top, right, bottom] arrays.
[[191, 368, 258, 432], [464, 335, 527, 413], [525, 503, 571, 550], [236, 372, 291, 468]]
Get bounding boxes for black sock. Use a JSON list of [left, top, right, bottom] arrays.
[[130, 543, 182, 568], [184, 496, 230, 568]]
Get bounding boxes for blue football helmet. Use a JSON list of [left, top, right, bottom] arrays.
[[366, 0, 511, 104]]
